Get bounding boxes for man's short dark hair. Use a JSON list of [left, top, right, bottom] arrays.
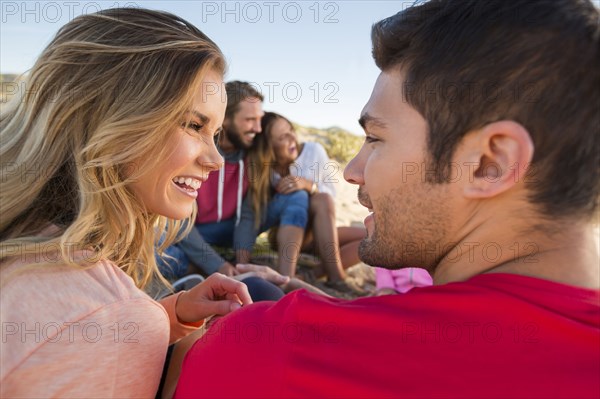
[[225, 80, 264, 119], [372, 0, 600, 219]]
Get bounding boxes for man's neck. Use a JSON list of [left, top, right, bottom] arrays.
[[433, 215, 600, 289]]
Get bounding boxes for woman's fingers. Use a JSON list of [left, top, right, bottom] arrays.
[[277, 176, 300, 194], [177, 274, 253, 322], [206, 274, 252, 306]]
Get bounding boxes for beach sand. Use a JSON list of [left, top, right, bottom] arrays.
[[306, 161, 376, 298]]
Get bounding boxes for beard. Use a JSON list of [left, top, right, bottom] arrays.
[[224, 123, 252, 150], [358, 183, 451, 272]]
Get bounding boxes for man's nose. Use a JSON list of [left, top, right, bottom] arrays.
[[344, 147, 366, 185], [253, 120, 262, 133]]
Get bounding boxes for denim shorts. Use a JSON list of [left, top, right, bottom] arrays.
[[196, 218, 236, 247], [263, 190, 309, 230]]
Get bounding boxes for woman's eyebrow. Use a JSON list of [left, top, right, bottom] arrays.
[[187, 110, 210, 124]]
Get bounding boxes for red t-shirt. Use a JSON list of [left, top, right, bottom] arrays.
[[174, 273, 600, 398]]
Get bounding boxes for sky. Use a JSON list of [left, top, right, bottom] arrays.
[[0, 0, 415, 135]]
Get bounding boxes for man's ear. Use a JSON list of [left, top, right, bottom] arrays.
[[459, 120, 534, 199]]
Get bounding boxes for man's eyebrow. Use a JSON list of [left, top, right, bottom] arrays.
[[358, 113, 387, 131]]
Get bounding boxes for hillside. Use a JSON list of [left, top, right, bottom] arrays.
[[294, 123, 363, 164]]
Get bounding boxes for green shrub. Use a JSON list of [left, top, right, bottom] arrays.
[[293, 123, 362, 164]]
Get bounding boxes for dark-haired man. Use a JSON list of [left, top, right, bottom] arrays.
[[174, 1, 600, 397]]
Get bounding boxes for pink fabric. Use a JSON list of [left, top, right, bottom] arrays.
[[1, 258, 199, 398], [375, 267, 433, 293]]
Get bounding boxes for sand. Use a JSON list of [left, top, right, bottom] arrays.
[[309, 161, 376, 298]]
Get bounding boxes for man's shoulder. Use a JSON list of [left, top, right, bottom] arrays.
[[176, 275, 600, 398], [222, 274, 600, 326]]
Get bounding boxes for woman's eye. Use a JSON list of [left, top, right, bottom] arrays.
[[365, 136, 379, 144], [181, 122, 204, 133]]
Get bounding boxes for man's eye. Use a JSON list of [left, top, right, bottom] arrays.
[[365, 136, 379, 144]]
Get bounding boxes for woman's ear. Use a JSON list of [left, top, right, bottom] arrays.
[[458, 120, 534, 199]]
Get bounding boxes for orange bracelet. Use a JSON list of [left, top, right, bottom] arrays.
[[175, 291, 204, 328]]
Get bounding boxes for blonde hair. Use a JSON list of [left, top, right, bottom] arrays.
[[0, 8, 226, 289]]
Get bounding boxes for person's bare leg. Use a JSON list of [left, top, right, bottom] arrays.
[[277, 225, 304, 277], [338, 226, 367, 269], [310, 193, 346, 282]]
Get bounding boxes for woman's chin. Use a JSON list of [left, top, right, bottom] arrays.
[[155, 204, 194, 220]]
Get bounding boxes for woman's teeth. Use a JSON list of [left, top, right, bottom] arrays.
[[172, 176, 201, 190]]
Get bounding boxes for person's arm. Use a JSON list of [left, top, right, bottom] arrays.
[[178, 224, 226, 275], [284, 142, 336, 197], [159, 273, 253, 344], [233, 195, 260, 264], [313, 142, 337, 197], [282, 277, 330, 296], [158, 292, 204, 343], [235, 263, 331, 296]]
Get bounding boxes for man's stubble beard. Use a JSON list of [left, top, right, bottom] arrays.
[[224, 123, 252, 151], [358, 183, 451, 272]]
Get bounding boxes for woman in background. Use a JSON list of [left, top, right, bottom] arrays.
[[249, 112, 366, 294], [0, 8, 250, 397]]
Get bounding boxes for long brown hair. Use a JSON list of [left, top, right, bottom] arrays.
[[248, 112, 295, 228]]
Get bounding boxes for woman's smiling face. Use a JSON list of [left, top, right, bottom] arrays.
[[129, 70, 226, 219], [270, 117, 298, 166]]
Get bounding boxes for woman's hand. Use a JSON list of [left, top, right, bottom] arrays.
[[276, 175, 312, 195], [235, 263, 290, 286], [176, 273, 252, 324]]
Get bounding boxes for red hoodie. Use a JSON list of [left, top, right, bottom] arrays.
[[196, 152, 249, 225]]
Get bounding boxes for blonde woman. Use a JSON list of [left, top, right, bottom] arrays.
[[0, 8, 252, 397]]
